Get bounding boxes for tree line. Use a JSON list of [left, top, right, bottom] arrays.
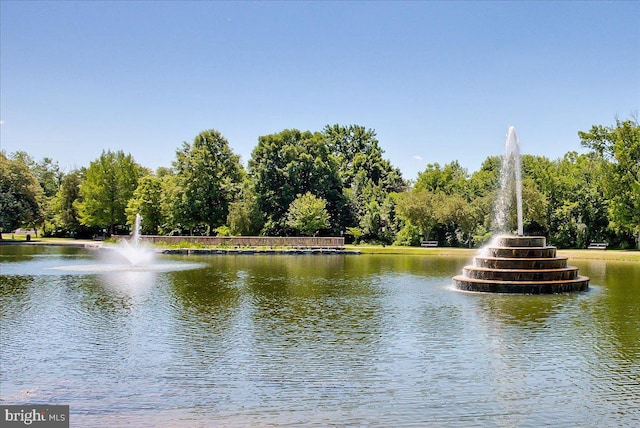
[[1, 120, 638, 249]]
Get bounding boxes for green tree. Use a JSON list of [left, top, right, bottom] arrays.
[[440, 194, 476, 247], [126, 175, 164, 235], [9, 152, 64, 236], [76, 150, 145, 235], [360, 199, 384, 241], [465, 157, 501, 246], [323, 124, 404, 192], [415, 161, 469, 196], [249, 129, 346, 235], [520, 178, 549, 235], [579, 118, 640, 248], [542, 152, 609, 247], [51, 169, 83, 236], [346, 226, 365, 244], [468, 156, 501, 198], [157, 173, 184, 235], [395, 189, 444, 241], [173, 129, 244, 235], [353, 186, 397, 244], [323, 124, 405, 239], [286, 192, 330, 236], [227, 182, 264, 236], [412, 161, 475, 246], [0, 153, 44, 238], [10, 152, 63, 199], [393, 222, 421, 246]]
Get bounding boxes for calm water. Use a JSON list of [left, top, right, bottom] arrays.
[[1, 245, 639, 427]]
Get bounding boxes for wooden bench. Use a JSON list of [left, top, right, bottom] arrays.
[[588, 242, 608, 250], [421, 240, 439, 247]]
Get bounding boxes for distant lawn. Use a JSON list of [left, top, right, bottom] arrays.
[[346, 244, 640, 261], [345, 244, 476, 256], [4, 236, 639, 262], [556, 248, 640, 262]]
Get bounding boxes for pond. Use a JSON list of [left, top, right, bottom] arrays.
[[1, 245, 639, 427]]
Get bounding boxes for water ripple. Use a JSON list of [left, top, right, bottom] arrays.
[[2, 251, 639, 426]]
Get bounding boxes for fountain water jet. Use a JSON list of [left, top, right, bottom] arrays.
[[47, 213, 202, 274], [114, 214, 155, 266], [453, 127, 589, 293], [495, 126, 523, 236]]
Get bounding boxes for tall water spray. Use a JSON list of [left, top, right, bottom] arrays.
[[453, 126, 589, 293], [132, 213, 142, 246], [494, 126, 524, 236], [115, 213, 154, 266]]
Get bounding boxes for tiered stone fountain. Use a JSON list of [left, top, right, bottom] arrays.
[[453, 126, 589, 294], [453, 235, 589, 293]]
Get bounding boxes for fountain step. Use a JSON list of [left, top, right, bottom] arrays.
[[462, 265, 579, 281], [474, 256, 568, 270], [486, 246, 557, 258], [452, 275, 590, 294], [494, 236, 546, 247]]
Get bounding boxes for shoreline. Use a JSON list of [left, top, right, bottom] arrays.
[[2, 238, 639, 261]]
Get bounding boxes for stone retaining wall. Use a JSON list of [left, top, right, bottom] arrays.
[[139, 235, 345, 248]]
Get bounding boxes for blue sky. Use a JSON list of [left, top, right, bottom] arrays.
[[1, 1, 638, 181]]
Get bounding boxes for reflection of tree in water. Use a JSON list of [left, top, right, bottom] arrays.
[[0, 275, 34, 312], [468, 260, 640, 422], [241, 255, 383, 337], [165, 254, 391, 410], [574, 260, 640, 422], [585, 261, 640, 362], [169, 266, 242, 315]]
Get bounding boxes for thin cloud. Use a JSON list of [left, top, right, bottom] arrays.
[[413, 155, 423, 160]]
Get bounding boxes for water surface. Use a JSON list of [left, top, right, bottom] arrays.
[[1, 246, 639, 426]]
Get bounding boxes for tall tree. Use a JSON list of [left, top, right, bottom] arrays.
[[323, 124, 405, 239], [395, 189, 444, 241], [51, 169, 83, 236], [249, 129, 346, 235], [286, 192, 330, 236], [579, 118, 640, 248], [9, 152, 64, 236], [173, 129, 244, 235], [0, 153, 44, 238], [323, 124, 404, 192], [76, 150, 144, 235], [415, 161, 469, 196], [541, 152, 609, 247], [227, 181, 264, 236], [126, 175, 164, 235], [157, 173, 184, 235]]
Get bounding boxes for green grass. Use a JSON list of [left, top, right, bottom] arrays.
[[345, 244, 477, 256], [4, 236, 639, 262], [346, 244, 640, 261], [556, 248, 640, 262]]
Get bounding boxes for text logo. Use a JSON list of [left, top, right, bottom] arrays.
[[1, 405, 69, 428]]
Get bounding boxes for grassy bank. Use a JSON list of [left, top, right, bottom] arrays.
[[345, 244, 477, 257], [4, 236, 639, 262], [556, 249, 640, 262], [347, 244, 640, 262]]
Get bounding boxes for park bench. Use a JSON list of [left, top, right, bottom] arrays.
[[421, 240, 439, 247], [588, 242, 608, 250]]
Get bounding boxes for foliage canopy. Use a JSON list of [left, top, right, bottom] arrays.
[[4, 119, 639, 249]]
